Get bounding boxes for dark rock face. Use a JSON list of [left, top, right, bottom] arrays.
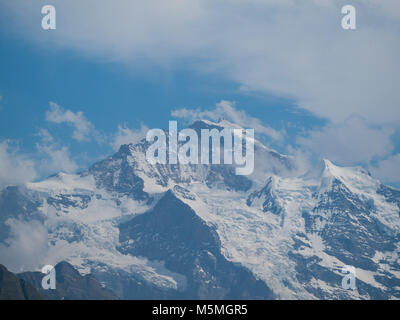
[[0, 264, 43, 300], [18, 261, 118, 300], [309, 179, 396, 270], [292, 178, 400, 299], [47, 194, 92, 211], [206, 165, 252, 192], [377, 184, 400, 215], [118, 190, 275, 299], [247, 177, 282, 214], [85, 144, 151, 203]]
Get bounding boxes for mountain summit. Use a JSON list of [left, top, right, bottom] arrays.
[[0, 120, 399, 299]]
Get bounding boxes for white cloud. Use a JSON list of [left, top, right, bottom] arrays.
[[2, 0, 400, 124], [0, 141, 37, 190], [172, 100, 283, 141], [2, 1, 400, 181], [45, 102, 101, 143], [112, 123, 149, 151], [370, 154, 400, 183], [0, 218, 49, 272], [35, 129, 78, 174], [297, 116, 394, 165]]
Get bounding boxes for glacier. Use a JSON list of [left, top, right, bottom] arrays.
[[0, 119, 399, 299]]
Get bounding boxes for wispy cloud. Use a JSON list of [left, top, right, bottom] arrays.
[[0, 141, 37, 190], [111, 123, 149, 151], [297, 116, 394, 165], [2, 1, 400, 124], [370, 154, 400, 184], [35, 128, 78, 174], [45, 102, 101, 143], [0, 218, 49, 272], [172, 100, 283, 141]]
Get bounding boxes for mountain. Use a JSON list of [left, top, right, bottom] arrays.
[[18, 261, 118, 300], [245, 159, 400, 299], [0, 264, 43, 300], [118, 190, 274, 299], [0, 119, 399, 299]]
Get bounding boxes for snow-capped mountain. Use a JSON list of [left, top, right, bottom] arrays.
[[0, 120, 399, 299]]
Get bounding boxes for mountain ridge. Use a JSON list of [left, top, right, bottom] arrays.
[[18, 261, 118, 300], [0, 119, 399, 299]]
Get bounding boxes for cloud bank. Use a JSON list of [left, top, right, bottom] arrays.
[[297, 116, 394, 165], [0, 141, 37, 190], [0, 218, 49, 272], [172, 100, 283, 141], [2, 0, 400, 124], [370, 154, 400, 184]]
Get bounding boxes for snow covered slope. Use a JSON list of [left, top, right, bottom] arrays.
[[0, 120, 399, 299]]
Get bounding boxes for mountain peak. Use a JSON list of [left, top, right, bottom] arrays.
[[322, 158, 333, 167], [302, 158, 335, 181], [319, 159, 371, 180], [189, 119, 243, 131], [115, 143, 136, 158], [0, 264, 44, 300], [302, 158, 379, 198]]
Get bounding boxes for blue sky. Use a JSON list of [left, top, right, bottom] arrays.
[[0, 29, 325, 171], [0, 0, 399, 187]]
